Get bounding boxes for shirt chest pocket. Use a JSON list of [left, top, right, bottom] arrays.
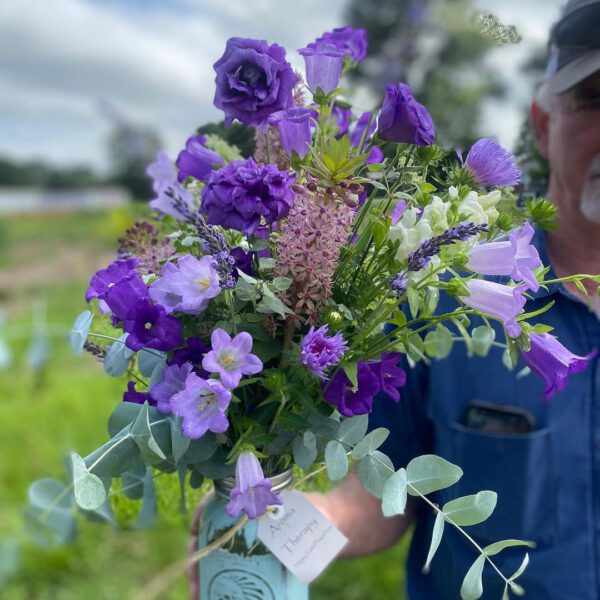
[[434, 423, 558, 547]]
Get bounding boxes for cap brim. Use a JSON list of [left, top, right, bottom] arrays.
[[547, 48, 600, 94]]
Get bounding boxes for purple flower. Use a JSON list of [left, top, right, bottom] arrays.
[[170, 373, 232, 439], [323, 362, 380, 416], [149, 255, 221, 315], [391, 200, 407, 225], [201, 158, 296, 235], [151, 362, 194, 413], [147, 152, 196, 221], [308, 26, 368, 62], [459, 280, 527, 339], [464, 138, 521, 188], [366, 146, 384, 164], [332, 103, 352, 136], [213, 37, 296, 127], [122, 297, 183, 351], [230, 247, 255, 279], [368, 352, 406, 402], [168, 337, 211, 379], [521, 333, 596, 400], [350, 112, 377, 149], [298, 45, 345, 94], [146, 151, 177, 193], [176, 134, 224, 182], [123, 381, 155, 406], [103, 272, 150, 322], [467, 222, 542, 291], [86, 257, 140, 302], [300, 325, 348, 379], [378, 83, 435, 145], [202, 328, 263, 389], [225, 452, 283, 519], [268, 108, 313, 158]]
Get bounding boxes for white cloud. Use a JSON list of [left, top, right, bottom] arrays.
[[0, 0, 570, 168]]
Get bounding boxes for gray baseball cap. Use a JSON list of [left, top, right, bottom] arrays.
[[545, 0, 600, 94]]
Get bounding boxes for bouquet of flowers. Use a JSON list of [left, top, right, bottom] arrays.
[[26, 24, 596, 600]]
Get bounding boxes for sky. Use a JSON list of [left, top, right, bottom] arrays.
[[0, 0, 566, 174]]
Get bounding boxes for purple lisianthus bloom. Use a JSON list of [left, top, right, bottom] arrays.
[[150, 362, 194, 413], [225, 452, 283, 519], [176, 134, 224, 183], [308, 26, 368, 62], [467, 222, 542, 291], [103, 272, 150, 322], [85, 257, 140, 302], [349, 111, 377, 149], [368, 352, 406, 402], [298, 45, 345, 94], [149, 255, 221, 315], [323, 362, 380, 416], [378, 83, 435, 146], [230, 247, 255, 279], [367, 146, 384, 164], [459, 280, 527, 339], [521, 333, 596, 400], [332, 103, 352, 136], [201, 158, 296, 235], [464, 138, 521, 188], [123, 297, 183, 352], [123, 381, 155, 406], [170, 373, 232, 439], [147, 152, 196, 221], [213, 37, 296, 127], [202, 328, 263, 389], [269, 108, 313, 158], [300, 325, 348, 379]]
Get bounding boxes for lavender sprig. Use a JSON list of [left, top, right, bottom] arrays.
[[389, 221, 487, 296], [168, 190, 236, 289]]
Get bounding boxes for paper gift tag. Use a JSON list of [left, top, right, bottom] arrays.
[[257, 490, 348, 584]]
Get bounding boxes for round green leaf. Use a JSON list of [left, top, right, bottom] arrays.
[[443, 491, 497, 526], [406, 454, 463, 496]]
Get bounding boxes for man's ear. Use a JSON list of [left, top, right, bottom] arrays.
[[530, 100, 550, 159]]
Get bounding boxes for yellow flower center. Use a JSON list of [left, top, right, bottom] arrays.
[[219, 353, 236, 370], [194, 278, 210, 291], [197, 392, 217, 411]]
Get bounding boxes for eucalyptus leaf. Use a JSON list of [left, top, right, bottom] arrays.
[[357, 450, 394, 498], [483, 539, 535, 557], [381, 468, 407, 517], [341, 362, 358, 388], [70, 453, 107, 511], [406, 454, 463, 497], [256, 294, 292, 318], [460, 554, 486, 600], [272, 276, 293, 292], [292, 431, 318, 469], [337, 414, 369, 446], [443, 491, 497, 526], [324, 440, 349, 481], [195, 448, 235, 479], [70, 310, 93, 353], [170, 416, 191, 464], [182, 432, 218, 464], [138, 349, 166, 377], [130, 402, 168, 464], [0, 538, 21, 584], [352, 428, 389, 460], [149, 360, 168, 390], [108, 402, 142, 437], [103, 333, 134, 376], [423, 511, 445, 573], [471, 326, 495, 357], [84, 426, 139, 477], [26, 479, 76, 545], [135, 471, 157, 529], [121, 463, 147, 500], [509, 553, 531, 583]]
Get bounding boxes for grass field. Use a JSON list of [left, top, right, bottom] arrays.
[[0, 206, 408, 599]]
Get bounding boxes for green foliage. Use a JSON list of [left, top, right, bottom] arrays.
[[405, 455, 463, 496]]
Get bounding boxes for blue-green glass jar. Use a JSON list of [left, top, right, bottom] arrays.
[[198, 469, 309, 599]]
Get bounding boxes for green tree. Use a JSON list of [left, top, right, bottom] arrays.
[[345, 0, 510, 149]]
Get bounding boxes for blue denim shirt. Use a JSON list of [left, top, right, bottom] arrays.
[[369, 231, 600, 599]]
